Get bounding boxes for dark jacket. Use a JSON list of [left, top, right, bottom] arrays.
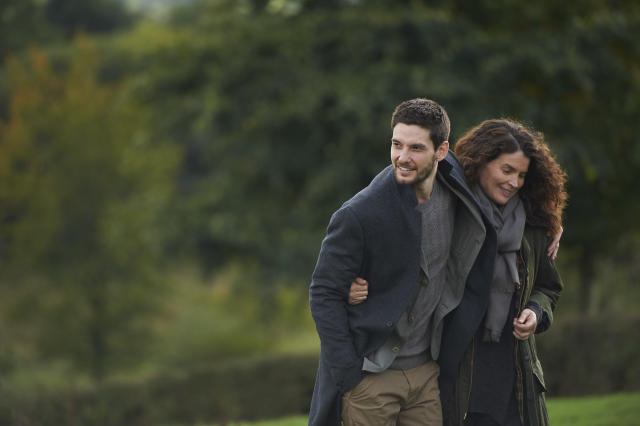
[[308, 154, 497, 426], [442, 226, 563, 426]]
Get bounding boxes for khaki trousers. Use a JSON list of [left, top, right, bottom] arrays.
[[342, 361, 442, 426]]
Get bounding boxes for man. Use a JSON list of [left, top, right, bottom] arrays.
[[308, 98, 497, 426]]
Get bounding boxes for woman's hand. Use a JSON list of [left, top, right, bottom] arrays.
[[546, 226, 563, 260], [348, 277, 369, 305], [513, 308, 537, 340]]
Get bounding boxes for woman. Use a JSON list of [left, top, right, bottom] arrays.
[[349, 119, 567, 426]]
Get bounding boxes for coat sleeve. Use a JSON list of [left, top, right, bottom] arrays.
[[309, 206, 365, 394], [528, 232, 564, 334]]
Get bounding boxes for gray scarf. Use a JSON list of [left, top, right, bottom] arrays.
[[473, 185, 526, 343]]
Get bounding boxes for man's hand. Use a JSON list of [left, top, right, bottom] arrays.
[[348, 278, 369, 305], [513, 308, 537, 340], [546, 226, 563, 260]]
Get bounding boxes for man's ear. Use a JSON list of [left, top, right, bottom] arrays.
[[436, 141, 449, 162]]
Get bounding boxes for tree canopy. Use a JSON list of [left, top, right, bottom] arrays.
[[0, 37, 177, 379]]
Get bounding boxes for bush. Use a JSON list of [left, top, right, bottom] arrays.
[[2, 315, 638, 425], [0, 354, 318, 426], [536, 314, 640, 396]]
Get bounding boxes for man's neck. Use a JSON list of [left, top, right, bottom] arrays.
[[414, 167, 438, 204]]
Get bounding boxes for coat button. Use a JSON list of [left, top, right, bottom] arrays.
[[392, 346, 400, 353], [386, 321, 393, 327]]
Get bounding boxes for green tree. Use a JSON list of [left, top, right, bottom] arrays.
[[45, 0, 133, 37], [0, 37, 178, 380], [0, 0, 57, 59], [134, 0, 640, 314], [137, 6, 480, 297], [441, 4, 640, 313]]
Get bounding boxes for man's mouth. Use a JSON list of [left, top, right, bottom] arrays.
[[397, 165, 414, 172]]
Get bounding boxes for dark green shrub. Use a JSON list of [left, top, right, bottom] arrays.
[[537, 314, 640, 396], [0, 354, 318, 426], [2, 315, 638, 425]]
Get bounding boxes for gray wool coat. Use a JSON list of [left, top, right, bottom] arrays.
[[308, 153, 497, 426]]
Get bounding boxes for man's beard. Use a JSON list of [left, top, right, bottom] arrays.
[[395, 157, 437, 185]]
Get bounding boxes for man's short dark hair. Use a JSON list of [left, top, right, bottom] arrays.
[[391, 98, 451, 148]]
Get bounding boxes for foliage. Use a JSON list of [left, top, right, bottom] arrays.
[[44, 0, 134, 37], [1, 341, 638, 425], [136, 0, 640, 313], [0, 0, 640, 407], [0, 0, 57, 59], [0, 36, 178, 380], [438, 2, 640, 310], [0, 0, 133, 60], [0, 355, 319, 426], [139, 5, 484, 291], [149, 262, 315, 369], [536, 314, 640, 396]]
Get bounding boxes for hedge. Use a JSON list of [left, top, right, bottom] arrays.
[[536, 314, 640, 396], [0, 354, 318, 426], [1, 315, 638, 425]]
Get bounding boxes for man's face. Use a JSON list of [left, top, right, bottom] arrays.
[[390, 123, 440, 185]]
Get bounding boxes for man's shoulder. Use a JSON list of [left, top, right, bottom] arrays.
[[438, 152, 466, 187], [343, 165, 396, 210], [329, 165, 410, 233]]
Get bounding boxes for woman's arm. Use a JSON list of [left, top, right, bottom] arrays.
[[348, 277, 369, 305], [514, 230, 563, 338]]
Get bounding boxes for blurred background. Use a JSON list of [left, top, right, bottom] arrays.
[[0, 0, 639, 424]]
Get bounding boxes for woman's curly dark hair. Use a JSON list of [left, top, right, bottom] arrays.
[[454, 119, 568, 235]]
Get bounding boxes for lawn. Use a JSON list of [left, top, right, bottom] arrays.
[[546, 392, 639, 426], [222, 392, 639, 426]]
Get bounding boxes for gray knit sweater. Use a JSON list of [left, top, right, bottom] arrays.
[[363, 176, 456, 372]]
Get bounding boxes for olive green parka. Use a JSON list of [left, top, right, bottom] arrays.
[[444, 226, 563, 426]]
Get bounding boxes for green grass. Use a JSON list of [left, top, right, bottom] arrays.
[[227, 417, 308, 426], [217, 392, 640, 426], [546, 392, 639, 426]]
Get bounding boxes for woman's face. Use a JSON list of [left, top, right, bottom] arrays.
[[478, 150, 530, 205]]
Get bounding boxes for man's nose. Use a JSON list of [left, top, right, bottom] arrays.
[[398, 148, 411, 162]]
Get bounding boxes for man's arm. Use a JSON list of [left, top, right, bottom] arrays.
[[310, 206, 365, 393], [546, 226, 563, 260]]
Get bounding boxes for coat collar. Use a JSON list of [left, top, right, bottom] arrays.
[[438, 152, 484, 213]]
